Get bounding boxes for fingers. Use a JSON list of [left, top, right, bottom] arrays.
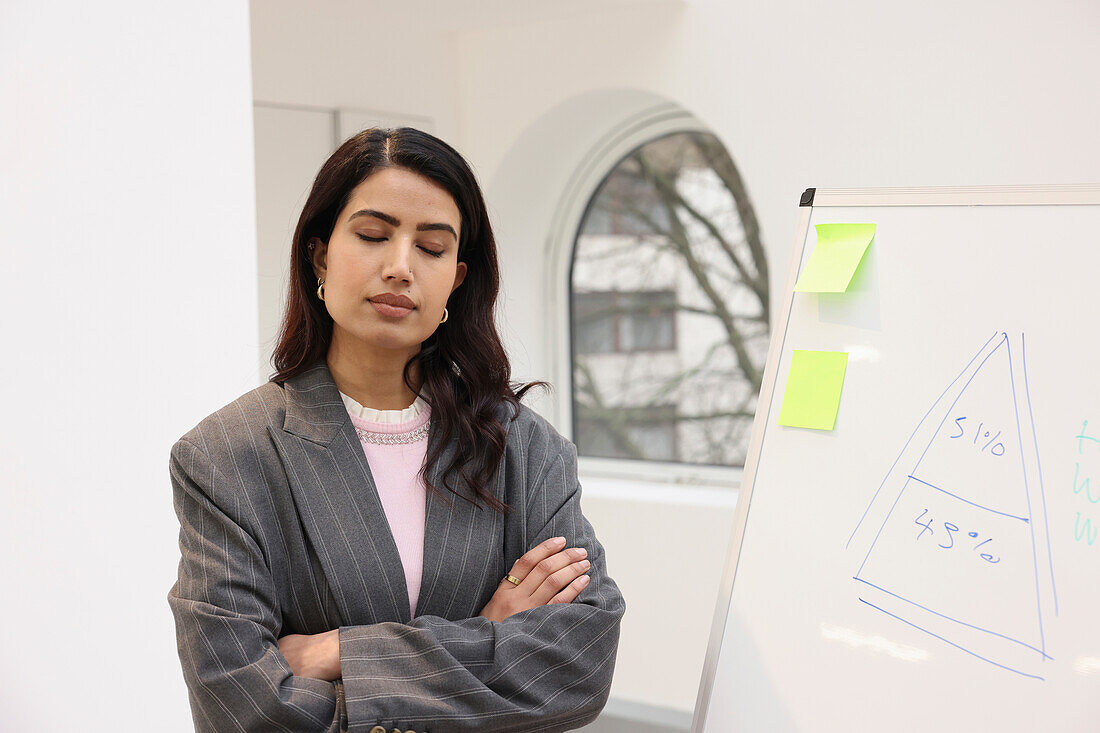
[[501, 537, 592, 608], [519, 545, 587, 597], [547, 574, 591, 605], [508, 537, 594, 589], [529, 553, 590, 606], [506, 536, 567, 586]]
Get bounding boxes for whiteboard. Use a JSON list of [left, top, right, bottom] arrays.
[[692, 186, 1100, 733]]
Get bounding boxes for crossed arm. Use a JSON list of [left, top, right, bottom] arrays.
[[277, 537, 593, 680], [168, 434, 624, 733]]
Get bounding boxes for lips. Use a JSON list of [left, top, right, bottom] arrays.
[[369, 293, 415, 309], [368, 292, 416, 319]]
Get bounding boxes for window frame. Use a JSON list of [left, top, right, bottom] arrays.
[[545, 104, 747, 489]]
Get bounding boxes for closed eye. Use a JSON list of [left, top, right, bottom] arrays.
[[356, 233, 444, 258]]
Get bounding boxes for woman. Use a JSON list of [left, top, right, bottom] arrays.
[[167, 127, 625, 733]]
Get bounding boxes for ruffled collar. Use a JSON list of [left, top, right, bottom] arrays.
[[338, 390, 428, 424]]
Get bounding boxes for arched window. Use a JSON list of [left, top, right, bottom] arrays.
[[569, 131, 768, 467]]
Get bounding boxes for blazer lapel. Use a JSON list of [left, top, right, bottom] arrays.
[[413, 414, 508, 621], [272, 361, 410, 625], [273, 359, 508, 626]]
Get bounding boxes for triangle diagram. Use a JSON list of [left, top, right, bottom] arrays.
[[849, 332, 1054, 680]]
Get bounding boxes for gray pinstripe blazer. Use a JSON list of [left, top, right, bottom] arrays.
[[167, 360, 625, 733]]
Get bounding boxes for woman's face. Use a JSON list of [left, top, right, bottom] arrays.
[[310, 166, 467, 355]]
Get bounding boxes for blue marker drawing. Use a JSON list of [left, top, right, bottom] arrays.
[[1022, 334, 1057, 616], [851, 333, 1057, 679]]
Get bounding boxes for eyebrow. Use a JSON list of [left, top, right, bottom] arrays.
[[348, 209, 458, 240]]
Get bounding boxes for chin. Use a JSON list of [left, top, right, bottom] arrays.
[[358, 326, 426, 353]]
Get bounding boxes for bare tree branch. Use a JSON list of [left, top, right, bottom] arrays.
[[573, 301, 717, 327], [615, 161, 768, 312], [573, 358, 647, 460], [640, 338, 726, 405], [570, 132, 771, 466], [689, 134, 770, 324], [633, 152, 763, 392]]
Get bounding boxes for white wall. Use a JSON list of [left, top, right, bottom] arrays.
[[253, 104, 335, 381], [248, 0, 1100, 723], [250, 0, 462, 141], [0, 3, 258, 730]]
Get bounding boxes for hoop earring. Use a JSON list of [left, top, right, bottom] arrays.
[[316, 278, 325, 301], [440, 307, 448, 324]]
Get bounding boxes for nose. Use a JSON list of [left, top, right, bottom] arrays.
[[381, 240, 413, 284]]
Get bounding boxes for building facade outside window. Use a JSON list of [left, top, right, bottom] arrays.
[[569, 130, 768, 467], [573, 290, 677, 355]]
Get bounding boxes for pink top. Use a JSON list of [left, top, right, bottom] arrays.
[[339, 391, 429, 618]]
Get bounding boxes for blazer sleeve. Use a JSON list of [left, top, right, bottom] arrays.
[[337, 421, 627, 733], [167, 438, 346, 733]]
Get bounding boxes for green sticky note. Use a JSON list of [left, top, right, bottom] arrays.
[[793, 223, 876, 292], [778, 350, 849, 430]]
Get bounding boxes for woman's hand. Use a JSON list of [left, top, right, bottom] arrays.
[[478, 536, 591, 623], [277, 628, 341, 681]]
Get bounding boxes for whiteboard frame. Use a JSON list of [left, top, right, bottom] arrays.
[[689, 184, 1100, 733]]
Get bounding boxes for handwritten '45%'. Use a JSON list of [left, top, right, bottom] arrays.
[[914, 509, 1001, 563]]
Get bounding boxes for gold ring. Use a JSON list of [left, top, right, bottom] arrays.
[[503, 574, 521, 586]]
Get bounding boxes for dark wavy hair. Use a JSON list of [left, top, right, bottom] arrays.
[[270, 127, 547, 514]]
